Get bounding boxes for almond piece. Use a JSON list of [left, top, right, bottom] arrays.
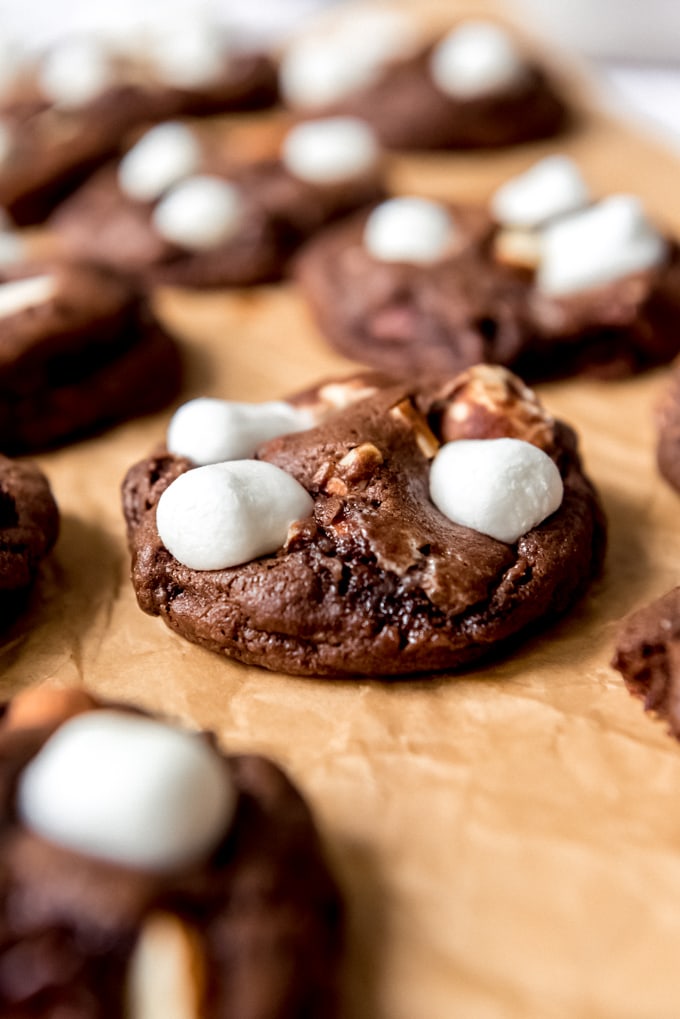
[[127, 912, 204, 1019], [389, 399, 440, 459], [493, 226, 542, 270], [4, 687, 96, 733]]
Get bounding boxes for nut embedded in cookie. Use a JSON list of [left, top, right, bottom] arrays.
[[0, 687, 343, 1017], [121, 366, 606, 677], [296, 157, 680, 382]]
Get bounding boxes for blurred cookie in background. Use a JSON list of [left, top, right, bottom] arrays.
[[0, 254, 181, 453], [0, 456, 58, 626], [280, 10, 568, 150], [51, 116, 386, 288], [296, 156, 680, 382], [0, 13, 278, 225], [0, 686, 343, 1017]]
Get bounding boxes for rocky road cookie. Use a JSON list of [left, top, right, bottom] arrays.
[[122, 365, 606, 677], [51, 117, 385, 288], [0, 686, 342, 1017], [612, 588, 680, 740], [281, 13, 566, 150], [0, 456, 58, 620], [0, 260, 181, 453], [0, 28, 276, 225], [296, 157, 680, 381]]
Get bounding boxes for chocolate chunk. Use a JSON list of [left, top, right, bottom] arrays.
[[122, 366, 606, 677]]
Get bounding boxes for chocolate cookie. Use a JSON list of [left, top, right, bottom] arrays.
[[0, 33, 277, 226], [612, 587, 680, 740], [0, 686, 342, 1018], [296, 167, 680, 382], [656, 360, 680, 492], [0, 260, 181, 453], [281, 16, 566, 150], [51, 117, 386, 288], [122, 365, 606, 677], [0, 456, 58, 619]]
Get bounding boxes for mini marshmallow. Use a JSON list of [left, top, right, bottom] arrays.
[[537, 194, 667, 297], [0, 275, 56, 318], [0, 232, 24, 267], [38, 38, 115, 108], [17, 710, 235, 873], [0, 39, 25, 99], [429, 437, 563, 544], [282, 117, 380, 185], [430, 21, 527, 100], [167, 398, 314, 466], [364, 197, 457, 265], [0, 122, 13, 168], [146, 18, 229, 88], [118, 123, 201, 203], [280, 36, 382, 109], [156, 460, 314, 570], [491, 156, 590, 229], [281, 10, 417, 109], [152, 176, 244, 251]]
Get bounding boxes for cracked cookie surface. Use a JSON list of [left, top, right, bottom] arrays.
[[122, 367, 605, 677]]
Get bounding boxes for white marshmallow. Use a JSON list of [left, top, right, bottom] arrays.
[[167, 398, 314, 466], [325, 9, 419, 72], [280, 11, 417, 111], [156, 460, 314, 570], [491, 156, 590, 229], [146, 19, 229, 89], [0, 233, 24, 267], [152, 176, 244, 251], [0, 275, 56, 318], [280, 37, 382, 110], [430, 21, 527, 100], [118, 123, 201, 203], [39, 38, 115, 108], [17, 710, 235, 873], [364, 197, 457, 265], [282, 117, 379, 186], [429, 437, 563, 544], [537, 195, 667, 297], [0, 40, 25, 100]]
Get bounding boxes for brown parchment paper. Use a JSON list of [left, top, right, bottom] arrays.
[[5, 4, 680, 1017]]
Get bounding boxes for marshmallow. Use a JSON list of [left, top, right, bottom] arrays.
[[0, 275, 56, 318], [152, 176, 244, 251], [17, 710, 235, 872], [0, 233, 24, 267], [146, 18, 229, 88], [39, 38, 115, 108], [364, 197, 457, 265], [326, 9, 419, 71], [118, 123, 201, 203], [280, 11, 416, 111], [167, 398, 314, 466], [491, 156, 590, 229], [280, 37, 382, 109], [430, 21, 527, 100], [0, 40, 25, 99], [156, 460, 314, 570], [429, 437, 563, 544], [537, 195, 667, 297], [282, 117, 380, 185]]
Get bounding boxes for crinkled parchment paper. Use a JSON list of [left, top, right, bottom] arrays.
[[4, 4, 680, 1017]]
